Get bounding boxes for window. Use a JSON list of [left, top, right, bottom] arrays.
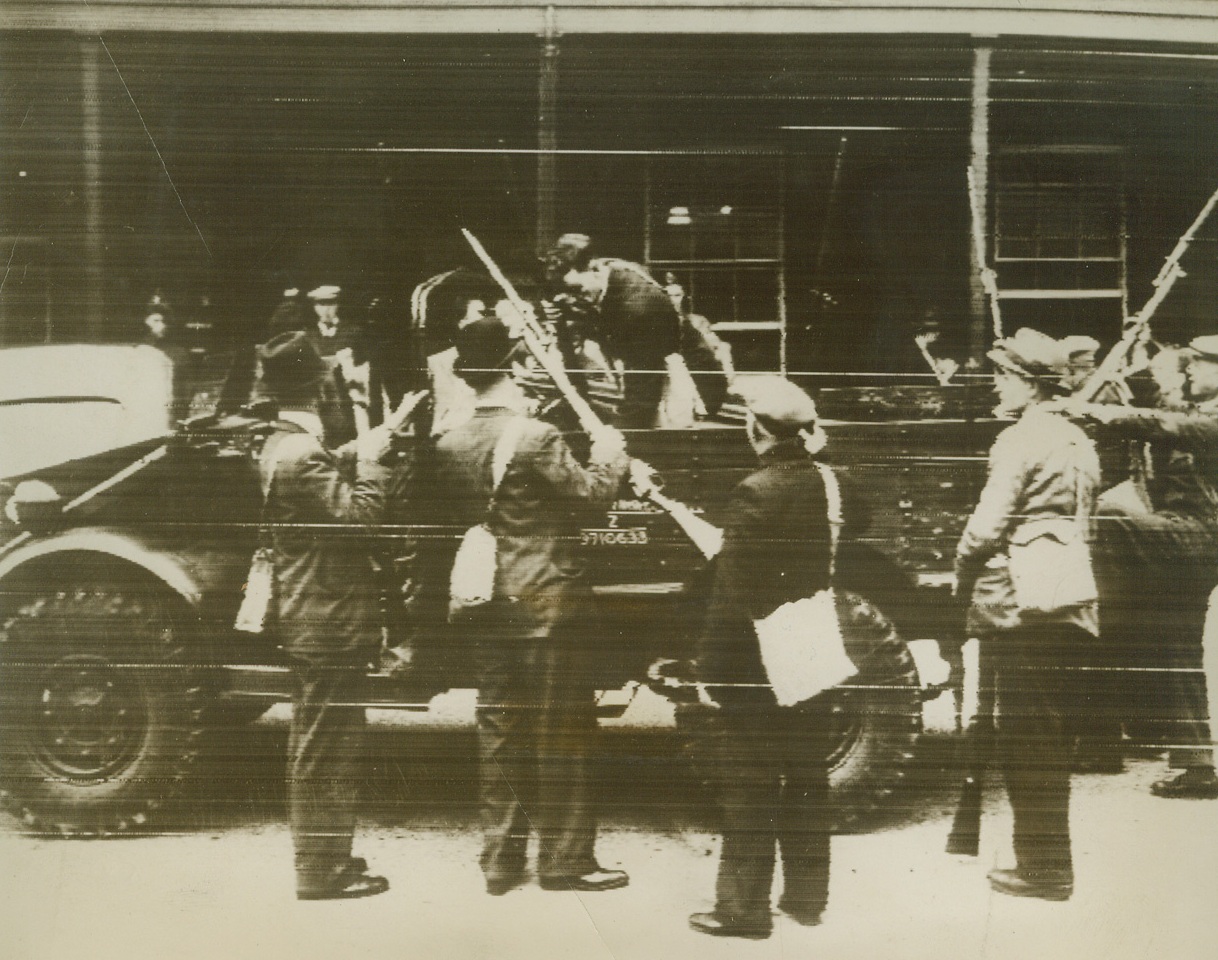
[[645, 155, 786, 371], [993, 148, 1127, 339]]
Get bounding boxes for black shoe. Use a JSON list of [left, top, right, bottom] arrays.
[[485, 872, 525, 896], [539, 868, 629, 892], [777, 897, 824, 927], [297, 871, 390, 901], [987, 868, 1072, 902], [1151, 768, 1218, 799], [688, 912, 772, 940], [343, 857, 368, 877]]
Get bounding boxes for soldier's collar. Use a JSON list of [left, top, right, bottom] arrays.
[[759, 439, 810, 464]]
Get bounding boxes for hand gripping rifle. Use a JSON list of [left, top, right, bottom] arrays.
[[461, 228, 724, 562], [1075, 182, 1218, 404]]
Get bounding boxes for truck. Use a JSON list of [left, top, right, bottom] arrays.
[[0, 341, 997, 837]]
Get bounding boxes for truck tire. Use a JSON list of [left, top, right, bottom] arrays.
[[674, 590, 921, 833], [825, 590, 922, 831], [0, 588, 206, 835]]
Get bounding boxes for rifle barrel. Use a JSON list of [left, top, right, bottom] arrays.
[[1075, 181, 1218, 402], [461, 228, 604, 433], [1153, 183, 1218, 287]]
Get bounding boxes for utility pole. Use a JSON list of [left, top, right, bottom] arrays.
[[967, 45, 993, 369], [536, 6, 560, 256]]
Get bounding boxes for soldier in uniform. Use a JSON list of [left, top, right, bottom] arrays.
[[689, 375, 868, 939], [543, 233, 682, 429], [956, 329, 1100, 902], [1071, 334, 1218, 799], [431, 312, 632, 896], [256, 331, 422, 900]]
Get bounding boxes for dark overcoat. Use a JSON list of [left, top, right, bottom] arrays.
[[262, 423, 393, 665]]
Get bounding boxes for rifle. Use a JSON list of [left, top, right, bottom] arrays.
[[461, 228, 603, 434], [461, 228, 724, 560], [1075, 182, 1218, 403], [628, 461, 724, 561], [946, 637, 995, 857]]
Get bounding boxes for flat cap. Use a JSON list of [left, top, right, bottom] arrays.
[[1187, 335, 1218, 362], [734, 374, 819, 435], [1061, 335, 1100, 359], [987, 327, 1071, 392], [307, 284, 341, 302]]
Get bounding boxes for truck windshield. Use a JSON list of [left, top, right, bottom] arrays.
[[0, 397, 132, 480]]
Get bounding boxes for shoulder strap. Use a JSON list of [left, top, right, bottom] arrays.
[[483, 416, 530, 529], [490, 416, 529, 493], [813, 461, 843, 578], [1068, 440, 1095, 534], [258, 431, 315, 499], [254, 430, 317, 550]]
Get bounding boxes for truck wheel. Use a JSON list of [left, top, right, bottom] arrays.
[[0, 588, 206, 835], [825, 590, 922, 831], [674, 591, 921, 832]]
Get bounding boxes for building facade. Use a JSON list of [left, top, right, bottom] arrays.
[[2, 2, 1216, 374]]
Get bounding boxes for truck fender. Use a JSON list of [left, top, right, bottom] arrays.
[[0, 528, 202, 608]]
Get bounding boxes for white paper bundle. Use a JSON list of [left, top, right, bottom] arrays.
[[753, 589, 858, 707]]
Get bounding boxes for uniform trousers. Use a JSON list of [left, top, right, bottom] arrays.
[[1095, 498, 1217, 770], [711, 698, 834, 923], [472, 604, 600, 885], [288, 662, 367, 892], [994, 622, 1089, 878]]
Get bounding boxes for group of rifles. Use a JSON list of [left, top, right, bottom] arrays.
[[234, 231, 1218, 940]]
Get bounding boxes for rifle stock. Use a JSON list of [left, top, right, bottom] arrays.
[[946, 636, 994, 856], [641, 479, 724, 561], [946, 713, 995, 856]]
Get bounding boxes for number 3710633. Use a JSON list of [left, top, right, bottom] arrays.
[[581, 527, 649, 547]]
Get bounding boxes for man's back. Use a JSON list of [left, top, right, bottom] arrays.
[[698, 447, 862, 692], [263, 425, 390, 663], [433, 408, 627, 634]]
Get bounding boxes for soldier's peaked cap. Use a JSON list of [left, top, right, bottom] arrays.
[[734, 374, 819, 435], [1187, 335, 1218, 362], [1061, 334, 1100, 358]]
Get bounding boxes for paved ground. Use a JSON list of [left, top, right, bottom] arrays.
[[2, 713, 1216, 960]]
